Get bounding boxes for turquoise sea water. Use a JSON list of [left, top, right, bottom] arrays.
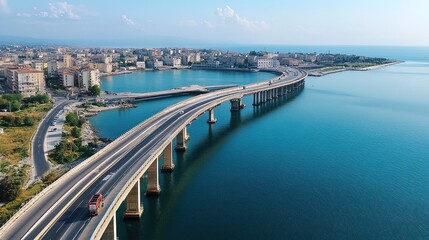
[[90, 57, 429, 239]]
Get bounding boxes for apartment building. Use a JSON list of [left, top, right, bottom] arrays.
[[12, 68, 45, 96]]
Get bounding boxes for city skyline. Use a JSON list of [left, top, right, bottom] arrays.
[[0, 0, 428, 47]]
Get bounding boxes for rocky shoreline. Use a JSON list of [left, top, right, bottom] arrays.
[[80, 103, 136, 117]]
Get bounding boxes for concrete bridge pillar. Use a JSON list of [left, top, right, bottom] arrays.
[[175, 128, 187, 151], [267, 90, 272, 101], [230, 98, 243, 111], [161, 142, 175, 172], [273, 88, 278, 98], [252, 93, 258, 106], [183, 126, 190, 142], [207, 108, 217, 124], [124, 180, 143, 218], [100, 215, 117, 240], [146, 157, 161, 196]]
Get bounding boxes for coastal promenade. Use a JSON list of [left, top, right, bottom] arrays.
[[0, 67, 306, 240]]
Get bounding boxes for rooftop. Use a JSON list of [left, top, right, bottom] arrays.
[[16, 68, 43, 74]]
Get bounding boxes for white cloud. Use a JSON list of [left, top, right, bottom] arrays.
[[121, 14, 136, 26], [0, 0, 10, 14], [49, 2, 80, 20], [16, 2, 81, 20], [217, 5, 234, 19], [216, 5, 268, 31], [234, 14, 268, 30], [16, 12, 32, 17], [38, 11, 49, 17]]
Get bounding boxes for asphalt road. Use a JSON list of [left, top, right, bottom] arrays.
[[0, 68, 306, 240], [32, 100, 71, 177]]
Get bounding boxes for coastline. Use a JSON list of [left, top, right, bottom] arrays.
[[350, 60, 404, 71], [80, 103, 136, 117], [307, 60, 403, 77], [100, 71, 133, 77], [100, 66, 192, 77]]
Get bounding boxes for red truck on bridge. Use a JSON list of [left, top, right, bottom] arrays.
[[88, 193, 103, 216]]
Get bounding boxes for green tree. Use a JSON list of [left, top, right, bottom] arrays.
[[0, 171, 25, 201], [13, 116, 22, 126], [71, 127, 81, 138], [74, 138, 82, 148], [10, 100, 21, 112], [1, 93, 23, 102], [23, 94, 50, 104], [0, 98, 8, 110], [65, 112, 79, 126], [24, 116, 35, 126], [88, 85, 101, 96]]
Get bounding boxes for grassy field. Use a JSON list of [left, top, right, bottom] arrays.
[[0, 102, 52, 227], [0, 103, 52, 171]]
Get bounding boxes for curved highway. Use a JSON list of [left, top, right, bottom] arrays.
[[0, 67, 306, 240]]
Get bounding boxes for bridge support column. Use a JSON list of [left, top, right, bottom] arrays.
[[267, 90, 272, 101], [124, 180, 143, 218], [207, 108, 217, 124], [146, 157, 161, 196], [161, 142, 175, 172], [252, 93, 258, 106], [101, 215, 117, 240], [175, 128, 187, 151], [184, 126, 190, 142], [230, 98, 244, 111], [273, 88, 278, 98]]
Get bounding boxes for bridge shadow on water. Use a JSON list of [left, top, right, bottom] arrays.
[[117, 87, 305, 239]]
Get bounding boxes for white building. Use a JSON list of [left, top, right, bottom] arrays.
[[172, 57, 181, 68], [154, 60, 163, 68], [47, 61, 58, 77], [136, 61, 146, 69], [63, 54, 72, 68], [101, 63, 112, 73], [256, 58, 280, 69], [62, 70, 75, 87], [32, 61, 44, 71], [79, 69, 100, 90], [13, 68, 45, 96]]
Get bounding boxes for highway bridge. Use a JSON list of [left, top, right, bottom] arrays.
[[99, 84, 238, 102], [0, 67, 306, 240]]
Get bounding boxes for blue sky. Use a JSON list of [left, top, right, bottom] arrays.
[[0, 0, 428, 46]]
